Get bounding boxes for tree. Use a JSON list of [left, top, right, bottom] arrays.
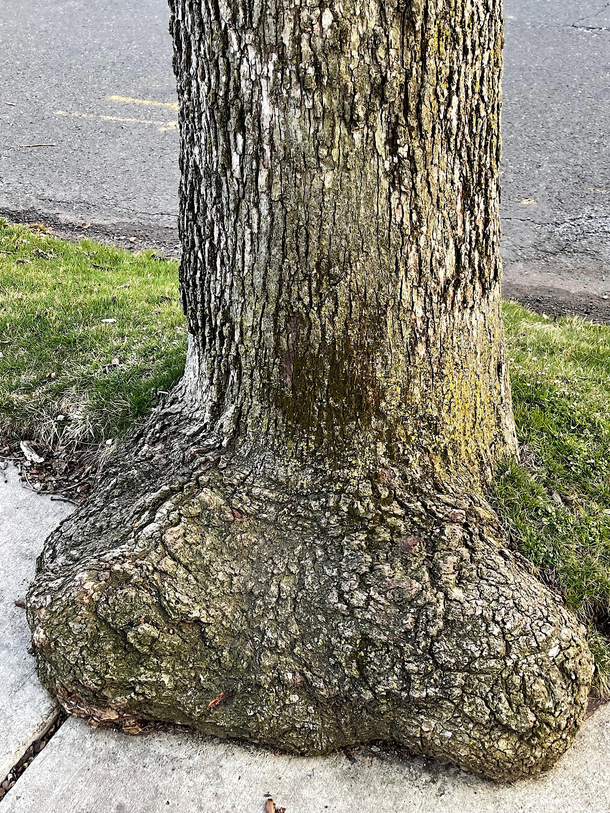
[[27, 0, 593, 782]]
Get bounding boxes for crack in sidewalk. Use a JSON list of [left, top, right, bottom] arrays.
[[0, 711, 67, 803]]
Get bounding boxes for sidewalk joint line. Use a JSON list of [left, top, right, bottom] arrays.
[[0, 709, 67, 803]]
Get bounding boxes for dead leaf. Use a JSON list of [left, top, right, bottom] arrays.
[[121, 724, 143, 734], [20, 441, 45, 464], [97, 708, 119, 721], [265, 799, 276, 813], [208, 690, 232, 710]]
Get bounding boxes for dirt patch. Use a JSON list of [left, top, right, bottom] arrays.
[[0, 208, 180, 260], [503, 282, 610, 324]]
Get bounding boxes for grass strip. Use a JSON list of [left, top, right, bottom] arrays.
[[0, 219, 186, 446], [492, 303, 610, 696]]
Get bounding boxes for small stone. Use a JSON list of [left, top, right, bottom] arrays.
[[20, 441, 45, 464]]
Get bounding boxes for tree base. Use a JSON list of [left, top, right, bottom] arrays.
[[28, 398, 593, 782]]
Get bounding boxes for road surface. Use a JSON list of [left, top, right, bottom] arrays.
[[1, 0, 609, 317], [0, 0, 179, 253], [501, 0, 610, 319]]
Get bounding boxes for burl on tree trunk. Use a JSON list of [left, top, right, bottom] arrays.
[[27, 0, 593, 782]]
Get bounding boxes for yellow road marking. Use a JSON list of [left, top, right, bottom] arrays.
[[55, 110, 177, 133], [108, 95, 178, 111]]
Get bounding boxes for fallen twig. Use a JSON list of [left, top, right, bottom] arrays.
[[50, 495, 79, 506]]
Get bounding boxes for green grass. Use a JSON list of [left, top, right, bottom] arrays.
[[493, 303, 610, 696], [1, 219, 610, 695], [0, 219, 187, 446]]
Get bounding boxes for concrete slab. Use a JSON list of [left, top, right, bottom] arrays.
[[0, 463, 74, 779], [3, 705, 609, 813]]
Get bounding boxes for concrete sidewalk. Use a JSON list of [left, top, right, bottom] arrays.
[[1, 462, 608, 812], [2, 709, 610, 813], [0, 463, 72, 780]]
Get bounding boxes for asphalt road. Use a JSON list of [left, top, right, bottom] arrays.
[[1, 0, 609, 317], [0, 0, 179, 253], [501, 0, 610, 319]]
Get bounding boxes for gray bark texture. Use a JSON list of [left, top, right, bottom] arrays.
[[27, 0, 594, 783]]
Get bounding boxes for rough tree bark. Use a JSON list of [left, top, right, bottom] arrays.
[[27, 0, 593, 782]]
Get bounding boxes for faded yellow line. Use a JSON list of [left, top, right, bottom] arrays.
[[55, 110, 177, 132], [108, 95, 178, 111]]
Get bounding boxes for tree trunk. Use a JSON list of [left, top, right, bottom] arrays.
[[27, 0, 593, 782]]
